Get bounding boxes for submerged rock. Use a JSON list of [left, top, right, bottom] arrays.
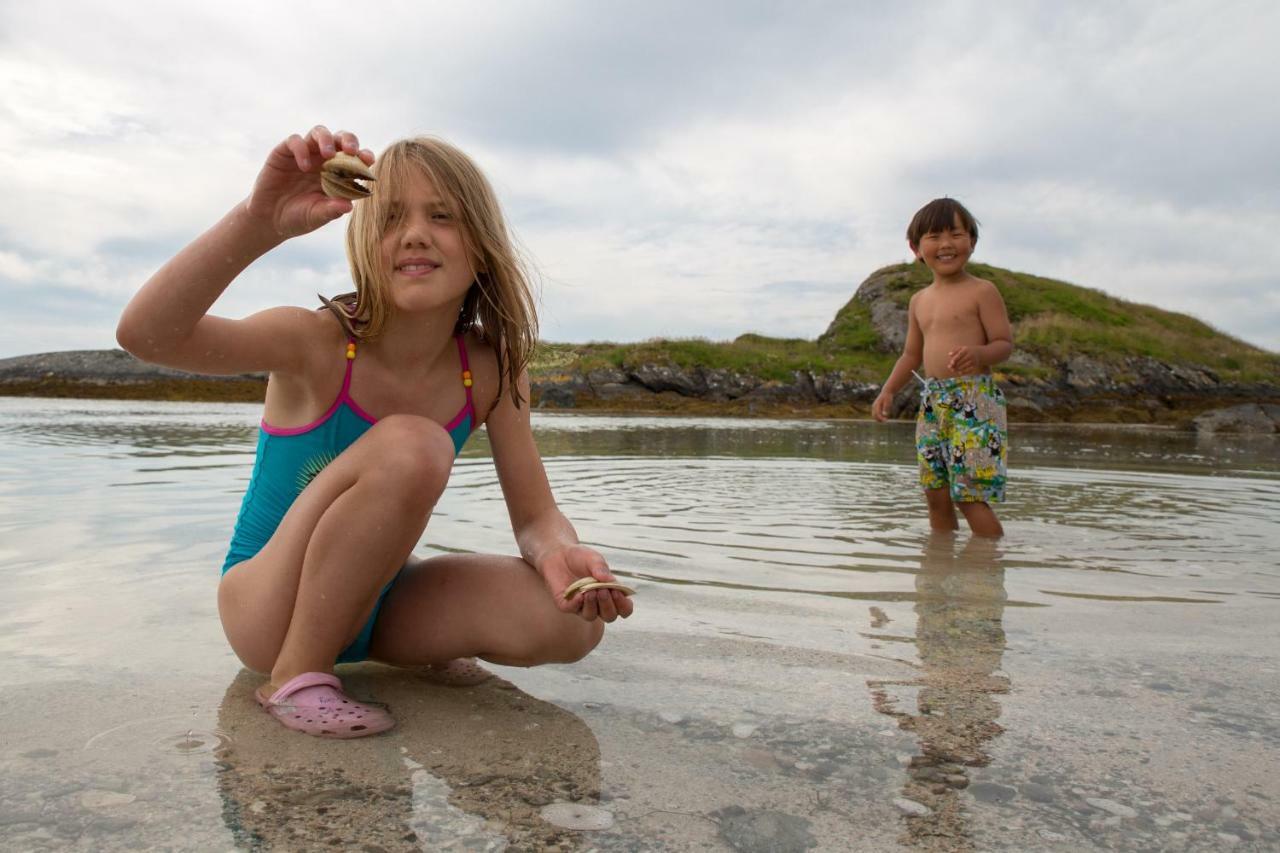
[[714, 806, 816, 852], [538, 802, 614, 831], [1085, 797, 1138, 818]]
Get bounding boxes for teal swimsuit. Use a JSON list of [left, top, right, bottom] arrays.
[[222, 335, 476, 663]]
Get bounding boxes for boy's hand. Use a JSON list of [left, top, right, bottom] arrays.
[[947, 346, 982, 375], [246, 125, 376, 240], [872, 391, 893, 422]]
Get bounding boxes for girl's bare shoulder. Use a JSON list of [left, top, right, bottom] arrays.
[[461, 330, 537, 427]]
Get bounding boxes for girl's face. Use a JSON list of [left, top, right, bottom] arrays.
[[379, 169, 477, 315]]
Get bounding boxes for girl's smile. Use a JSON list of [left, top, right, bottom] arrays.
[[393, 257, 441, 277]]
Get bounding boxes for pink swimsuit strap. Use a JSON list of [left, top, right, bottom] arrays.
[[262, 334, 475, 436]]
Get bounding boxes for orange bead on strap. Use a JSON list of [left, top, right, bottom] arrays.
[[346, 342, 357, 360], [462, 369, 473, 387]]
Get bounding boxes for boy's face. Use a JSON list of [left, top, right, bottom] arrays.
[[911, 214, 974, 277]]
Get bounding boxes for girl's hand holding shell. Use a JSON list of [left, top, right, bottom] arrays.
[[245, 125, 375, 240]]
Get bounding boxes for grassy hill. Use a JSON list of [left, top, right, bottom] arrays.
[[532, 262, 1278, 385]]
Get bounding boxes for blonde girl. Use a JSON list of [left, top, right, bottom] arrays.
[[117, 126, 632, 738]]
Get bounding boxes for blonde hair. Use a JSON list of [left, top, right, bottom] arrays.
[[321, 137, 538, 407]]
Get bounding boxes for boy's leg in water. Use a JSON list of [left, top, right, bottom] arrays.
[[924, 487, 960, 532], [368, 553, 604, 668], [958, 501, 1003, 538], [217, 414, 455, 692]]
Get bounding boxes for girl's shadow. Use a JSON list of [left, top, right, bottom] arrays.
[[213, 666, 603, 849]]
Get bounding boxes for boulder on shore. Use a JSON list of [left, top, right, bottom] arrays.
[[1191, 403, 1280, 434]]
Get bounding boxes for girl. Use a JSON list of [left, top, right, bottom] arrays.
[[117, 126, 633, 739]]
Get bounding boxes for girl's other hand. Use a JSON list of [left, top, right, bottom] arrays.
[[245, 125, 376, 240], [543, 545, 633, 623]]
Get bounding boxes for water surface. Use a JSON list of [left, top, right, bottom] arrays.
[[1, 398, 1277, 851]]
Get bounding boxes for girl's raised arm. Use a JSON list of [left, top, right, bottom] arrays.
[[116, 126, 374, 376]]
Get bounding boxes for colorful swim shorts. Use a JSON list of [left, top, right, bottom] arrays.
[[915, 374, 1007, 503]]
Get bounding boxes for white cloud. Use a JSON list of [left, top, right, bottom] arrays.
[[1, 0, 1277, 357]]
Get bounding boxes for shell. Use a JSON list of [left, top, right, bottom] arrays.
[[562, 578, 635, 600], [319, 152, 375, 200]]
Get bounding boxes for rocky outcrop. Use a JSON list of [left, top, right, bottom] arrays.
[[848, 268, 910, 353], [0, 349, 266, 401], [532, 363, 880, 411], [0, 349, 262, 383]]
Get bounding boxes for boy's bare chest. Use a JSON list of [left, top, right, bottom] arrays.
[[917, 294, 981, 334]]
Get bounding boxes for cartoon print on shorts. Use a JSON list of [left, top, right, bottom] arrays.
[[915, 374, 1008, 503]]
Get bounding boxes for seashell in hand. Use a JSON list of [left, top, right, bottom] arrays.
[[562, 577, 636, 600], [320, 152, 375, 200]]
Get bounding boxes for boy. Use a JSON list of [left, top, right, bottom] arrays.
[[872, 198, 1012, 537]]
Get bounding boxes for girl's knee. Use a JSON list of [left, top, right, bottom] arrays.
[[555, 619, 604, 664], [507, 617, 603, 667], [364, 415, 455, 497]]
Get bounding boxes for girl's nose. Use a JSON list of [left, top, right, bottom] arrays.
[[400, 219, 433, 248]]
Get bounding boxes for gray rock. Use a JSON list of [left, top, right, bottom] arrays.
[[0, 349, 264, 383], [629, 364, 706, 396], [702, 368, 762, 400], [969, 782, 1017, 804], [713, 807, 816, 852], [1085, 797, 1137, 818], [1064, 356, 1114, 391], [584, 367, 629, 388], [593, 382, 650, 401], [812, 371, 879, 404], [1192, 403, 1278, 434], [892, 798, 932, 817], [1021, 782, 1055, 803], [536, 386, 576, 409]]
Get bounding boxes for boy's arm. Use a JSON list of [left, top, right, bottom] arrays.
[[975, 281, 1013, 367], [872, 296, 924, 421], [947, 282, 1013, 373]]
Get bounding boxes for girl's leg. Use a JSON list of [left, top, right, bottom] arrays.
[[217, 415, 456, 689], [924, 487, 959, 532], [957, 501, 1004, 538], [367, 554, 604, 668]]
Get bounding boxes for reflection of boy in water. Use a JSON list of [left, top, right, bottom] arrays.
[[213, 668, 603, 849], [870, 535, 1009, 846]]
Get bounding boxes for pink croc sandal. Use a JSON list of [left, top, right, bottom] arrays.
[[256, 672, 395, 739]]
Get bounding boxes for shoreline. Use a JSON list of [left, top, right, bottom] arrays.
[[4, 388, 1280, 433], [2, 347, 1277, 429]]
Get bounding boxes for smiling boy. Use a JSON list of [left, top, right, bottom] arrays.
[[872, 198, 1013, 537]]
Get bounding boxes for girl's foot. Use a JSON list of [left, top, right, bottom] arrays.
[[256, 672, 395, 738], [416, 657, 493, 687]]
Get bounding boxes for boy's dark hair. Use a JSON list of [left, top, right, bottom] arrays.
[[906, 198, 979, 249]]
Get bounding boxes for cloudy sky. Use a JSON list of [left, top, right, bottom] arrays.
[[2, 0, 1278, 358]]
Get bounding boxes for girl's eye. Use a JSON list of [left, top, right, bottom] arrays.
[[432, 212, 452, 222]]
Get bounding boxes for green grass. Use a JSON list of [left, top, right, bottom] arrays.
[[532, 335, 892, 383]]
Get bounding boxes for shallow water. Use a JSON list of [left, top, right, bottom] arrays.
[[0, 398, 1277, 851]]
